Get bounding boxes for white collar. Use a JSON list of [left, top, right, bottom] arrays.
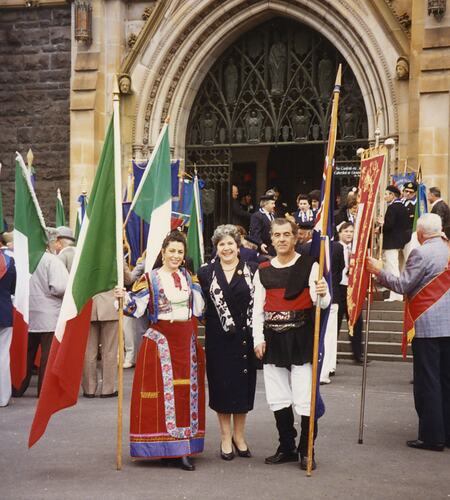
[[271, 252, 300, 268]]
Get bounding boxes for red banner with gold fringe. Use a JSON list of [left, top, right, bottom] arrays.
[[347, 152, 386, 333]]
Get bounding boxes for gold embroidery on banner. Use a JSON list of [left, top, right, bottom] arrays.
[[141, 391, 159, 399], [173, 379, 190, 386]]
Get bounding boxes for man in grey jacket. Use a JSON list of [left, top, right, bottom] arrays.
[[13, 236, 69, 397], [367, 213, 450, 451]]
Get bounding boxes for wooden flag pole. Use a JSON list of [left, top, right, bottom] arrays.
[[306, 64, 342, 477], [113, 79, 125, 471]]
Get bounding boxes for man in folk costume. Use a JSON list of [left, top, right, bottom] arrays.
[[253, 218, 330, 470], [367, 213, 450, 451]]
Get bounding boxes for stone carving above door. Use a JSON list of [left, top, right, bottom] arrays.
[[186, 18, 368, 147]]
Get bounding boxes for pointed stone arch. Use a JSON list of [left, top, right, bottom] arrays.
[[126, 0, 403, 159]]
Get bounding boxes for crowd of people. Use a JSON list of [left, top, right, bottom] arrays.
[[0, 180, 449, 473]]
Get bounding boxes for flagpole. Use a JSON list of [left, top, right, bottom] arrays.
[[306, 64, 342, 477], [123, 117, 170, 228], [358, 170, 376, 444], [113, 80, 125, 471]]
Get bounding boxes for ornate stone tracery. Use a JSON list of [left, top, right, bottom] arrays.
[[186, 18, 368, 148]]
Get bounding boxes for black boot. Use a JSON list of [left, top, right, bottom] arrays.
[[265, 406, 298, 464], [298, 416, 318, 470]]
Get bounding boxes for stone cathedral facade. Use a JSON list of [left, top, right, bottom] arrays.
[[0, 0, 449, 228]]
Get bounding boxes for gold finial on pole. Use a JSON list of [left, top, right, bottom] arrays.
[[27, 148, 34, 170], [81, 176, 88, 195]]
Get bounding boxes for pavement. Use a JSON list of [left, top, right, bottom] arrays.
[[1, 360, 449, 500]]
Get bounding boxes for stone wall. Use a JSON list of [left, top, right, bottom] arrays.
[[0, 6, 71, 228]]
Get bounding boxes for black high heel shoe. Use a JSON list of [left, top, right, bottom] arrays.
[[232, 438, 252, 458], [220, 444, 235, 461], [180, 456, 195, 471]]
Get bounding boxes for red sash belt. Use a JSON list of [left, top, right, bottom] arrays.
[[402, 263, 450, 358]]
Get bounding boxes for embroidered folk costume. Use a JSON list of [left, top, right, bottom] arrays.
[[124, 267, 205, 459], [253, 252, 330, 467]]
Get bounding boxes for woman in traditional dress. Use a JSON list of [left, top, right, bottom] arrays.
[[197, 225, 257, 460], [119, 231, 205, 471]]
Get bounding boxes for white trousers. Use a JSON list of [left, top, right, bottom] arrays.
[[382, 249, 404, 300], [321, 303, 338, 381], [0, 327, 12, 407], [263, 363, 312, 416], [403, 233, 419, 261]]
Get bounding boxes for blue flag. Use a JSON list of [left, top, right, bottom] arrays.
[[309, 160, 335, 419], [413, 182, 428, 232]]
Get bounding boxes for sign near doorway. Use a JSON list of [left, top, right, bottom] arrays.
[[335, 163, 360, 177]]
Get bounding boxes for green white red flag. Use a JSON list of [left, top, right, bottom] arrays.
[[11, 154, 48, 391], [129, 123, 172, 272], [29, 116, 121, 447], [55, 188, 66, 227], [186, 174, 204, 274]]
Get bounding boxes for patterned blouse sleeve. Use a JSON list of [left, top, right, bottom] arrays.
[[123, 274, 150, 318]]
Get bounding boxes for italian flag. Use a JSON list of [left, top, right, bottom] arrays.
[[130, 122, 172, 272], [29, 117, 119, 447], [186, 174, 204, 274], [11, 155, 47, 391], [55, 188, 66, 227]]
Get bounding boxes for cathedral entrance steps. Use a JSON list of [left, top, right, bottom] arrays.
[[338, 300, 411, 362]]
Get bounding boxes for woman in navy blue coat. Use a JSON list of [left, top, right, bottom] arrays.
[[197, 225, 257, 461]]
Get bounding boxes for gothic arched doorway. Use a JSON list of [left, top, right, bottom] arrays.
[[186, 17, 369, 249]]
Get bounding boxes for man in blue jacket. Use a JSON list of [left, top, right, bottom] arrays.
[[0, 248, 16, 406]]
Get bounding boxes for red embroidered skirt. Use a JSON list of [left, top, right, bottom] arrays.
[[129, 319, 205, 458]]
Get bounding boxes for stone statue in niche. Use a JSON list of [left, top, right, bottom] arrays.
[[269, 32, 286, 95], [292, 108, 309, 141], [224, 58, 239, 104], [236, 127, 243, 143], [312, 123, 320, 140], [219, 127, 226, 144], [245, 110, 262, 143], [395, 56, 409, 80], [281, 124, 290, 142], [342, 106, 358, 139], [201, 112, 217, 145], [118, 74, 131, 94], [264, 126, 272, 142], [318, 53, 334, 99]]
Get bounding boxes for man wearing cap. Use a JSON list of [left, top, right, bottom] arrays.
[[402, 181, 418, 259], [295, 220, 313, 255], [249, 194, 276, 256], [55, 226, 76, 272], [378, 185, 410, 301]]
